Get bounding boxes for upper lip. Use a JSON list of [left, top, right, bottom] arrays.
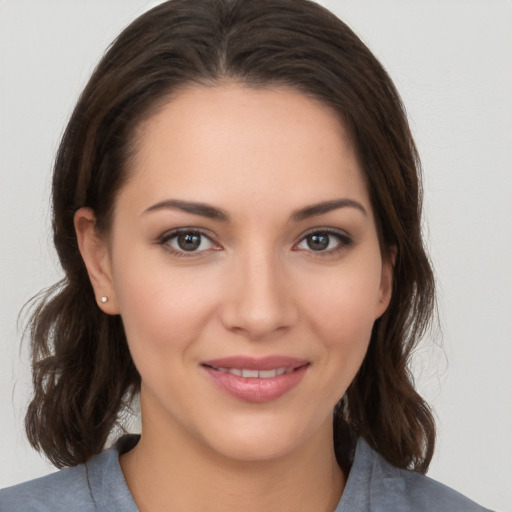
[[201, 356, 309, 371]]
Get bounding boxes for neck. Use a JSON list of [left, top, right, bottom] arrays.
[[120, 401, 345, 512]]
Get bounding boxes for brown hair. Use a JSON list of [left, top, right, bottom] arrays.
[[25, 0, 436, 472]]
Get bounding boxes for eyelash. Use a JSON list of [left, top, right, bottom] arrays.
[[157, 228, 353, 258], [157, 229, 219, 258], [293, 229, 354, 256]]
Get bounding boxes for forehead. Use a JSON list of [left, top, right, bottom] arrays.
[[122, 83, 371, 217]]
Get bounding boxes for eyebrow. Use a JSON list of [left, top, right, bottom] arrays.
[[142, 197, 367, 222], [291, 198, 367, 221], [143, 199, 230, 222]]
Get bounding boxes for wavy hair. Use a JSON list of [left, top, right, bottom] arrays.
[[25, 0, 436, 472]]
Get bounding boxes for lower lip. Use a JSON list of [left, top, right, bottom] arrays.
[[202, 365, 309, 403]]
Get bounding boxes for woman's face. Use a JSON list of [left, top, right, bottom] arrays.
[[81, 84, 393, 462]]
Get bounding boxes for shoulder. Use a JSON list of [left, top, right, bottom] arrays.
[[338, 438, 493, 512], [0, 435, 139, 512], [0, 463, 94, 512], [384, 463, 492, 512]]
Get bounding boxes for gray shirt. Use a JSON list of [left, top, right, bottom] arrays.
[[0, 435, 491, 511]]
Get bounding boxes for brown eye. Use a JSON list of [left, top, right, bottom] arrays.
[[306, 233, 330, 251], [295, 230, 353, 254], [160, 230, 217, 255], [176, 232, 202, 251]]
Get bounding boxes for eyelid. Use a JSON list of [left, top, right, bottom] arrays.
[[157, 227, 221, 257], [293, 227, 354, 254], [156, 226, 353, 257]]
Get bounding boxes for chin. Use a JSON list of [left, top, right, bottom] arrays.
[[209, 434, 300, 463], [198, 412, 329, 464]]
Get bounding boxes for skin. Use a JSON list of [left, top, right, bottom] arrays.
[[75, 83, 393, 512]]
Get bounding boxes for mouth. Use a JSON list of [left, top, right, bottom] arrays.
[[203, 366, 294, 378], [200, 356, 310, 403]]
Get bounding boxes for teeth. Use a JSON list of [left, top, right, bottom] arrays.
[[242, 369, 259, 378], [258, 369, 278, 378], [215, 367, 291, 378]]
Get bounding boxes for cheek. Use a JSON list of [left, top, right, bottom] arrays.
[[298, 258, 383, 376], [303, 261, 383, 337], [111, 253, 221, 369]]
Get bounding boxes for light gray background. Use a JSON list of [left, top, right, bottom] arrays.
[[1, 1, 511, 510]]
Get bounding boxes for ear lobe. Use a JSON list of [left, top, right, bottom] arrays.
[[74, 207, 120, 315], [375, 246, 396, 319]]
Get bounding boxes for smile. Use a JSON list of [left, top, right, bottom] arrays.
[[201, 356, 310, 402], [208, 367, 293, 378]]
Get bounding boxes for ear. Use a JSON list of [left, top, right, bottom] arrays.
[[74, 207, 120, 315], [374, 245, 396, 319]]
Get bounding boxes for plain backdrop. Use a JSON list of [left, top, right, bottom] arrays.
[[1, 1, 511, 510]]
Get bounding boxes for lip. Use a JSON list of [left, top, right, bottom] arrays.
[[201, 356, 310, 403]]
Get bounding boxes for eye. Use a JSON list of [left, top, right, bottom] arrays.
[[159, 230, 218, 256], [295, 230, 352, 254]]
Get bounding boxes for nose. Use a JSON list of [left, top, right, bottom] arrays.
[[219, 247, 299, 340]]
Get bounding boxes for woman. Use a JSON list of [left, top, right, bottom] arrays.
[[0, 0, 492, 510]]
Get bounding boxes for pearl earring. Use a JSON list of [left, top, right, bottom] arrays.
[[100, 296, 108, 303]]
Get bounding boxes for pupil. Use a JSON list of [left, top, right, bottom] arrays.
[[307, 233, 329, 251], [178, 232, 201, 251]]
